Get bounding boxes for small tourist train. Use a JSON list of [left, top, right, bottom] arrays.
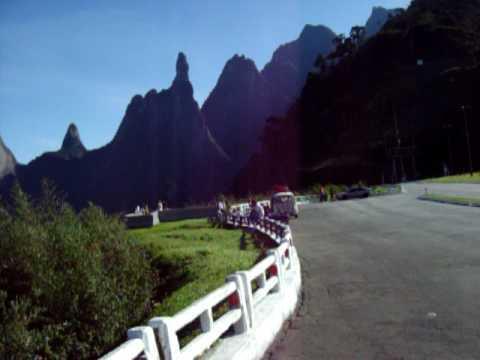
[[270, 185, 299, 221]]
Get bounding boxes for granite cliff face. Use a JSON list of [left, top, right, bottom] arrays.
[[0, 136, 16, 178], [101, 52, 228, 209], [202, 55, 273, 169], [5, 53, 228, 211], [262, 24, 336, 115], [202, 25, 336, 175]]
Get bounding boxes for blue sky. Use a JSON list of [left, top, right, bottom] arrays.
[[0, 0, 410, 164]]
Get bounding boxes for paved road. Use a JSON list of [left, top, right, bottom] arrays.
[[266, 183, 480, 360]]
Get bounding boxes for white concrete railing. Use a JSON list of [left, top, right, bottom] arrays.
[[101, 216, 299, 360], [148, 275, 248, 360], [230, 200, 270, 218], [100, 326, 159, 360], [226, 214, 291, 244]]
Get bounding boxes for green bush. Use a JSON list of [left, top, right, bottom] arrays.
[[0, 183, 153, 359], [309, 183, 348, 201]]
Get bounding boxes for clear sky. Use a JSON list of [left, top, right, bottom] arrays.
[[0, 0, 410, 164]]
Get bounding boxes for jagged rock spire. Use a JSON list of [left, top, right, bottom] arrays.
[[60, 123, 86, 159], [171, 52, 194, 97], [176, 52, 189, 82]]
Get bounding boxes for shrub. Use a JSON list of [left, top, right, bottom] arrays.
[[309, 183, 348, 201], [0, 183, 153, 359]]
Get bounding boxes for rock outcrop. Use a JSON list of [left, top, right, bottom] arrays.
[[0, 136, 16, 179]]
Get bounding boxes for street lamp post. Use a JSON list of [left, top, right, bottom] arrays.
[[461, 105, 473, 176]]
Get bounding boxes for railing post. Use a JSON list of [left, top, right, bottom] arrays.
[[284, 231, 294, 246], [257, 272, 267, 288], [226, 274, 250, 334], [127, 326, 160, 360], [236, 271, 254, 328], [200, 308, 214, 332], [266, 248, 283, 293], [148, 317, 180, 360]]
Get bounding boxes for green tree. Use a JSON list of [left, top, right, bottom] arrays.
[[0, 182, 153, 358]]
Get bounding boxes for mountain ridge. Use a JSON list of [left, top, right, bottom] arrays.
[[237, 0, 480, 193], [3, 53, 229, 211]]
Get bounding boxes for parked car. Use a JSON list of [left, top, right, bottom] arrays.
[[336, 186, 370, 200], [270, 191, 299, 220]]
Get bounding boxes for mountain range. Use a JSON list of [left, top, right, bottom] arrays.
[[1, 6, 405, 211], [2, 54, 228, 211]]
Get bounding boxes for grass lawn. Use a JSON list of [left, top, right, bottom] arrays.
[[129, 219, 261, 317], [420, 193, 480, 207], [424, 172, 480, 184]]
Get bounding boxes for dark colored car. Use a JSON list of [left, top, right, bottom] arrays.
[[336, 186, 370, 200]]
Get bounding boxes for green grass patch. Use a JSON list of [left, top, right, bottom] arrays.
[[129, 219, 260, 317], [424, 172, 480, 184], [370, 184, 402, 196], [420, 193, 480, 207]]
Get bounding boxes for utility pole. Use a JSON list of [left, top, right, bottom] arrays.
[[393, 104, 407, 182], [443, 123, 453, 174], [461, 105, 473, 176]]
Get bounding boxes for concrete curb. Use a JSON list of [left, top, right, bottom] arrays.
[[418, 196, 480, 208]]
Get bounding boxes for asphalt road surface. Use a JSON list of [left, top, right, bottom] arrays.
[[266, 183, 480, 360]]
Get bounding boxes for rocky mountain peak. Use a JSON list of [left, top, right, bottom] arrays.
[[175, 52, 189, 82], [172, 52, 194, 97], [229, 54, 256, 67], [299, 24, 336, 42], [260, 23, 336, 116], [365, 6, 403, 38], [60, 123, 86, 159], [221, 54, 259, 79]]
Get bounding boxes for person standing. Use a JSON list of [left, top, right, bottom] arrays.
[[320, 186, 327, 202], [256, 201, 265, 220], [217, 196, 226, 224], [248, 199, 258, 223]]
